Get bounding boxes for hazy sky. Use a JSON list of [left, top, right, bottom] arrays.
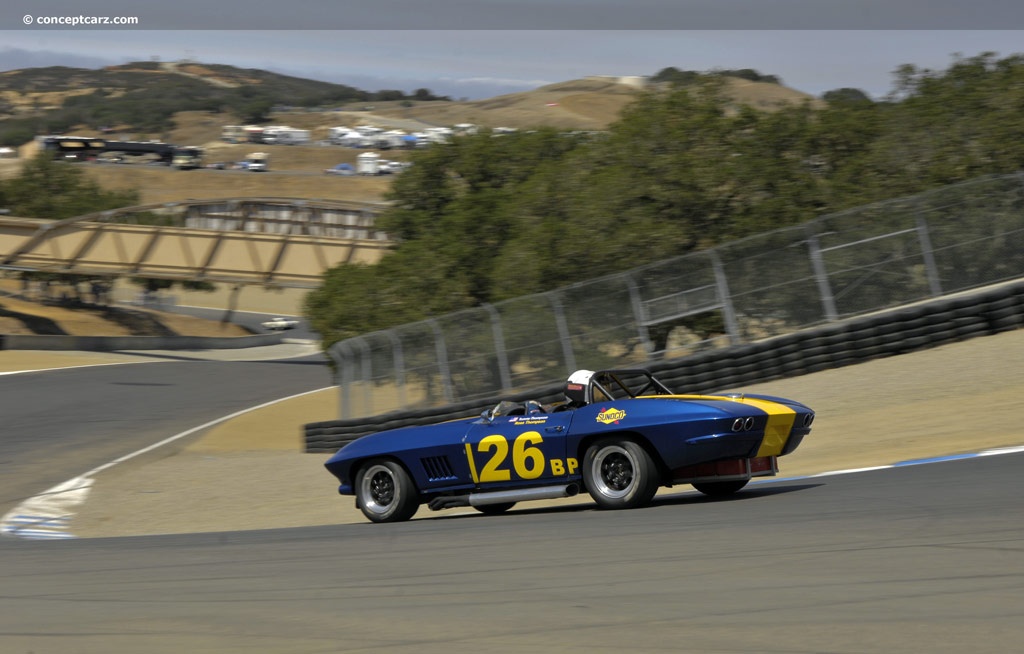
[[2, 2, 1023, 99]]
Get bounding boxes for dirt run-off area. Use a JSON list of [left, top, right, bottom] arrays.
[[53, 326, 1024, 537]]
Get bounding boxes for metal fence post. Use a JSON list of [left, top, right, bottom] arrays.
[[352, 336, 373, 416], [916, 214, 943, 297], [709, 249, 741, 345], [482, 303, 513, 393], [623, 273, 654, 357], [548, 291, 578, 374], [427, 318, 455, 404], [807, 229, 839, 321], [386, 329, 407, 410], [331, 340, 354, 419]]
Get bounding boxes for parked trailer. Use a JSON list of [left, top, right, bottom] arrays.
[[275, 128, 311, 145], [328, 126, 350, 144], [377, 130, 408, 150], [221, 125, 245, 143], [244, 126, 265, 143], [261, 126, 310, 145]]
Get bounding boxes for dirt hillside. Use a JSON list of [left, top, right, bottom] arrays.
[[370, 77, 820, 130], [1, 75, 821, 207]]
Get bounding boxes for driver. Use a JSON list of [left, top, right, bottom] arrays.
[[560, 369, 595, 410], [491, 369, 597, 417]]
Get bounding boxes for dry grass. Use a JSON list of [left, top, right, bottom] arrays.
[[368, 82, 638, 130], [68, 78, 818, 206], [721, 77, 823, 110], [0, 87, 98, 116], [370, 77, 819, 129], [78, 161, 395, 206], [2, 76, 822, 206]]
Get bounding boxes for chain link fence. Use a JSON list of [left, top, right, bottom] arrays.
[[330, 173, 1024, 418]]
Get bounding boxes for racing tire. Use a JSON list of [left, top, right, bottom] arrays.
[[692, 479, 749, 497], [582, 438, 659, 510], [355, 459, 420, 523], [474, 502, 516, 515]]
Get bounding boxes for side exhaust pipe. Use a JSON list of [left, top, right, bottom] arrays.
[[470, 483, 579, 506], [428, 484, 579, 511]]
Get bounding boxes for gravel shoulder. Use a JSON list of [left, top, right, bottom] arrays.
[[10, 329, 1024, 537]]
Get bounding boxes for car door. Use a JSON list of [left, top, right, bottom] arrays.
[[461, 410, 577, 489]]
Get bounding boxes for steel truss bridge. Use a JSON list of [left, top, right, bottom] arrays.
[[0, 198, 390, 288]]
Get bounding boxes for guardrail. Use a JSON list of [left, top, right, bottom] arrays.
[[327, 173, 1024, 418], [305, 279, 1024, 453]]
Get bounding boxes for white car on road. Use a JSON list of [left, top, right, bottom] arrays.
[[261, 316, 300, 331]]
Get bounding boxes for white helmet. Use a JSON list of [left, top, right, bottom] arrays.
[[564, 369, 595, 406]]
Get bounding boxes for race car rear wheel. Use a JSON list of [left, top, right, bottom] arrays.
[[474, 502, 516, 515], [692, 479, 749, 497], [583, 439, 659, 509], [355, 459, 420, 523]]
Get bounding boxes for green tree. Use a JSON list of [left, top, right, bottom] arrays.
[[1, 153, 141, 296], [305, 128, 587, 347], [305, 52, 1024, 352], [0, 154, 218, 296], [2, 153, 139, 219], [822, 87, 873, 106]]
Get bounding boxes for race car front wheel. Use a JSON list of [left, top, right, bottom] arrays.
[[583, 438, 659, 509], [356, 459, 420, 523]]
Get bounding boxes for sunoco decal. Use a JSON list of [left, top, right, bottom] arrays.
[[596, 407, 626, 425]]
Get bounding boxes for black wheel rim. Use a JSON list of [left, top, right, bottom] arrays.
[[361, 464, 397, 514], [591, 445, 636, 499]]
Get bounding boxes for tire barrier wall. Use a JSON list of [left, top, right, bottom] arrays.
[[305, 279, 1024, 453], [1, 331, 287, 352]]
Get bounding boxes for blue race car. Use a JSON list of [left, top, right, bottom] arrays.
[[324, 369, 815, 523]]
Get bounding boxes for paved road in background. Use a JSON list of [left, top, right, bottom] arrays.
[[0, 355, 330, 512], [163, 303, 320, 341], [1, 454, 1022, 653]]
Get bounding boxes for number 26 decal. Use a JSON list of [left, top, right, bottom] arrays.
[[465, 431, 578, 483]]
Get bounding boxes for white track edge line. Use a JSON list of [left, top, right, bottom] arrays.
[[0, 361, 142, 377], [1, 385, 336, 539]]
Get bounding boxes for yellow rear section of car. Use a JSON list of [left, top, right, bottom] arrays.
[[661, 395, 798, 457], [737, 398, 797, 457]]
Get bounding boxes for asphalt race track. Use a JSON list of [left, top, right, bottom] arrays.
[[0, 357, 331, 511], [2, 453, 1023, 652], [4, 456, 1024, 652], [2, 353, 1023, 653]]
